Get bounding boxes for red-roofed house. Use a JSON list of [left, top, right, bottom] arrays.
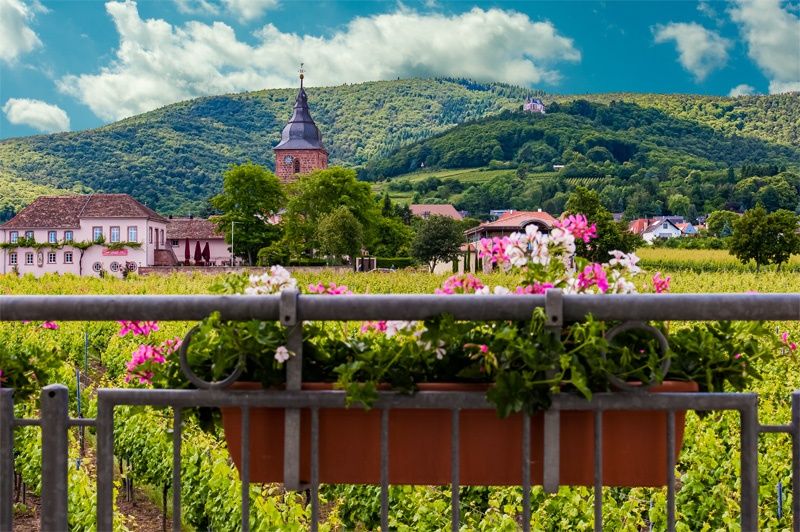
[[166, 217, 229, 266], [461, 210, 558, 273], [409, 204, 463, 221], [1, 194, 171, 277], [464, 210, 558, 243]]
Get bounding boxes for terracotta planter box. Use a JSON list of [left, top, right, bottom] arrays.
[[221, 381, 698, 486]]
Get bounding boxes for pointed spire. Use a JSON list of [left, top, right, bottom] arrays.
[[299, 62, 304, 89], [274, 65, 325, 151]]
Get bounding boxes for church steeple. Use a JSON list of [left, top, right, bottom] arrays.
[[273, 65, 329, 182]]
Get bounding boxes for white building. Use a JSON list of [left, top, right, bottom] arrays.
[[0, 194, 171, 277]]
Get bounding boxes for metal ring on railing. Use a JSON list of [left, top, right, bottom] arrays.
[[603, 321, 670, 392], [178, 325, 245, 390]]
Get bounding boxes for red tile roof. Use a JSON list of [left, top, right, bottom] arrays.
[[465, 210, 557, 236], [166, 218, 224, 240], [1, 194, 168, 229], [409, 204, 463, 220]]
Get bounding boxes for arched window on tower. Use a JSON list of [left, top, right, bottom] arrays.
[[293, 158, 301, 173]]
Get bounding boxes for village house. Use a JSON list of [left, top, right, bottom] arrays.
[[166, 217, 229, 266], [461, 210, 558, 273], [0, 194, 170, 277], [628, 217, 684, 243], [409, 204, 463, 221]]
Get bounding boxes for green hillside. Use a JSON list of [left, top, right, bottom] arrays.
[[1, 77, 797, 217], [366, 99, 800, 218], [0, 78, 529, 215], [0, 170, 82, 222]]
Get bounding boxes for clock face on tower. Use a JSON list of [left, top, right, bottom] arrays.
[[283, 155, 294, 165]]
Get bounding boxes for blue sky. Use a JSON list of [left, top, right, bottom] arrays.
[[1, 0, 798, 139]]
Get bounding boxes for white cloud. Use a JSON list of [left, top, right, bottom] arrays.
[[697, 1, 723, 25], [174, 0, 219, 16], [729, 0, 800, 94], [2, 98, 70, 132], [0, 0, 46, 64], [59, 1, 581, 122], [222, 0, 278, 21], [728, 83, 757, 96], [653, 22, 731, 82]]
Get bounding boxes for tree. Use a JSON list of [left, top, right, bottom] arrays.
[[411, 215, 464, 272], [565, 186, 639, 262], [210, 163, 285, 265], [283, 167, 380, 256], [317, 206, 364, 263], [706, 210, 740, 237], [373, 217, 414, 257], [667, 194, 693, 220], [729, 205, 799, 271]]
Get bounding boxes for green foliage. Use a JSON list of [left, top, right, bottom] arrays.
[[565, 187, 641, 262], [411, 215, 464, 272], [210, 163, 285, 265], [372, 217, 414, 257], [284, 167, 379, 255], [706, 210, 741, 237], [730, 206, 800, 271], [317, 205, 364, 261]]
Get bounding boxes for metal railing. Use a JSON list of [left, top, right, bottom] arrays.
[[1, 290, 800, 531]]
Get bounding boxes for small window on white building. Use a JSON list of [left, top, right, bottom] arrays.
[[48, 252, 57, 264], [64, 251, 73, 264], [64, 231, 73, 242], [92, 262, 103, 273], [48, 231, 57, 244], [128, 226, 138, 242], [10, 231, 18, 243], [25, 252, 34, 265], [9, 252, 17, 265], [110, 226, 121, 243], [171, 239, 179, 247], [110, 261, 120, 272], [24, 231, 34, 240], [93, 227, 103, 242], [160, 229, 165, 244], [662, 223, 668, 229], [149, 227, 153, 243]]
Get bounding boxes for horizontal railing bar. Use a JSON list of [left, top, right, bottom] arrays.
[[2, 293, 800, 322], [760, 424, 793, 433], [96, 389, 757, 412], [14, 419, 41, 427], [68, 418, 96, 427]]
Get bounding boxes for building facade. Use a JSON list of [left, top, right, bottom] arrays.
[[166, 217, 230, 266], [0, 194, 169, 277], [273, 69, 328, 182]]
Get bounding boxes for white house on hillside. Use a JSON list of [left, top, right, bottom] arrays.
[[0, 194, 171, 277]]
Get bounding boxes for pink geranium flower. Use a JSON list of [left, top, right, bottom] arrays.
[[477, 237, 510, 265], [652, 272, 671, 294], [307, 282, 352, 295], [435, 274, 485, 295], [557, 214, 597, 243], [118, 321, 159, 337], [41, 321, 59, 330], [577, 263, 609, 293]]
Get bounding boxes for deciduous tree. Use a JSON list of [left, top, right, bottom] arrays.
[[411, 215, 464, 273]]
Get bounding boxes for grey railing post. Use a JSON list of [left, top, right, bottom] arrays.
[[740, 398, 759, 531], [543, 289, 563, 493], [792, 392, 800, 532], [96, 394, 115, 531], [40, 384, 68, 532], [281, 289, 303, 490], [0, 388, 14, 531]]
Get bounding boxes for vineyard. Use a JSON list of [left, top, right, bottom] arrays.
[[3, 267, 800, 530]]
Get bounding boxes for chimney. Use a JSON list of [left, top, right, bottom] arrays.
[[189, 214, 194, 219], [168, 214, 173, 219], [537, 208, 542, 212]]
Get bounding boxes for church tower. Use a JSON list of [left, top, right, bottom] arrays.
[[273, 65, 328, 183]]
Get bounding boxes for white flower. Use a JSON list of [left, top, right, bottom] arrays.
[[506, 245, 529, 267], [474, 286, 491, 295], [607, 270, 637, 294], [529, 232, 551, 266], [608, 251, 641, 275], [385, 320, 417, 338], [493, 285, 511, 295], [245, 265, 298, 295], [274, 346, 293, 364]]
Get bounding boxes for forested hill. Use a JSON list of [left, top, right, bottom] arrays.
[[0, 79, 529, 215], [0, 77, 797, 216], [362, 97, 800, 181]]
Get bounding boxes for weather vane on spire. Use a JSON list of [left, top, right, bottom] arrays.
[[299, 62, 304, 88]]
